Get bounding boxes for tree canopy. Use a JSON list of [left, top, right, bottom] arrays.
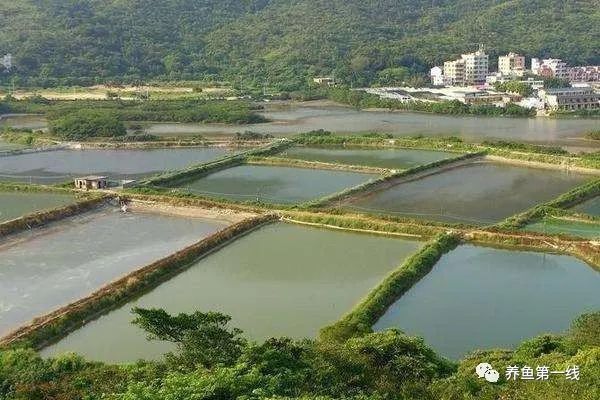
[[1, 309, 599, 399], [1, 1, 598, 89], [49, 109, 126, 139]]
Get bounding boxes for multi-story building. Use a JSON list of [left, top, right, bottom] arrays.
[[443, 47, 488, 86], [531, 58, 568, 80], [462, 48, 489, 85], [443, 59, 466, 86], [568, 66, 600, 83], [498, 53, 525, 76], [538, 86, 599, 111]]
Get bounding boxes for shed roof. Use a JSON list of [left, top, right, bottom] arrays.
[[76, 176, 108, 181]]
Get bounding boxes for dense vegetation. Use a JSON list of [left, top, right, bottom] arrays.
[[1, 308, 598, 399], [49, 109, 126, 139], [1, 1, 598, 89], [493, 81, 533, 97], [587, 130, 600, 140], [2, 97, 267, 126]]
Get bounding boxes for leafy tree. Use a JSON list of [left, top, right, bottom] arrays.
[[494, 81, 533, 96], [132, 307, 247, 370], [49, 109, 126, 139], [543, 77, 571, 88]]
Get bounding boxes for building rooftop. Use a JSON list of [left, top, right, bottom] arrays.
[[543, 87, 593, 93], [76, 176, 108, 181]]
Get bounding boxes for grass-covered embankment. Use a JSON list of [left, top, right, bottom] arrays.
[[464, 230, 600, 270], [0, 213, 278, 350], [281, 211, 450, 239], [497, 179, 600, 230], [320, 233, 461, 342], [246, 155, 390, 174], [293, 131, 474, 153], [0, 195, 108, 237]]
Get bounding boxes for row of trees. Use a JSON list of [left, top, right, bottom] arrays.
[[1, 308, 598, 399]]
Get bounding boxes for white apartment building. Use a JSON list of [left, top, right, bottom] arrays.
[[443, 59, 466, 86], [462, 49, 489, 85], [531, 58, 568, 79], [498, 53, 525, 76], [443, 48, 488, 86]]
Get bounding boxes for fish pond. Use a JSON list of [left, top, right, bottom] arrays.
[[42, 223, 422, 363], [0, 191, 77, 222], [374, 245, 600, 360], [573, 196, 600, 216], [0, 147, 230, 183], [280, 147, 459, 169], [346, 161, 591, 224], [524, 217, 600, 239], [177, 164, 373, 204], [0, 208, 227, 335]]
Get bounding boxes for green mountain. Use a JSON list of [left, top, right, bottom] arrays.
[[1, 0, 598, 88]]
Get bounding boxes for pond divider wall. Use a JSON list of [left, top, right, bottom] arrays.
[[319, 233, 461, 342], [0, 213, 278, 349], [0, 195, 109, 238], [281, 212, 447, 239], [495, 179, 600, 230], [139, 139, 293, 187], [463, 230, 600, 270], [246, 156, 390, 175], [485, 154, 600, 175], [305, 151, 486, 208], [120, 191, 268, 214]]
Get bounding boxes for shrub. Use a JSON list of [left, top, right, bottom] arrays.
[[49, 109, 126, 139]]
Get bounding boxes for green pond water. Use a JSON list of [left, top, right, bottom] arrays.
[[524, 218, 600, 239], [0, 148, 230, 184], [347, 161, 591, 224], [280, 147, 458, 169], [178, 164, 373, 204], [0, 191, 76, 222], [0, 208, 227, 335], [42, 223, 422, 363], [573, 196, 600, 216], [374, 245, 600, 360]]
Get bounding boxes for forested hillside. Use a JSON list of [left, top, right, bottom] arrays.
[[0, 0, 598, 89]]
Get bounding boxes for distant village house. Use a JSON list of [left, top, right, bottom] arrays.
[[74, 176, 108, 190]]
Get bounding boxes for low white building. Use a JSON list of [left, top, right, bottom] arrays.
[[430, 66, 444, 86], [539, 86, 599, 111]]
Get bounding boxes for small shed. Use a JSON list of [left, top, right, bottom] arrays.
[[74, 176, 108, 190]]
